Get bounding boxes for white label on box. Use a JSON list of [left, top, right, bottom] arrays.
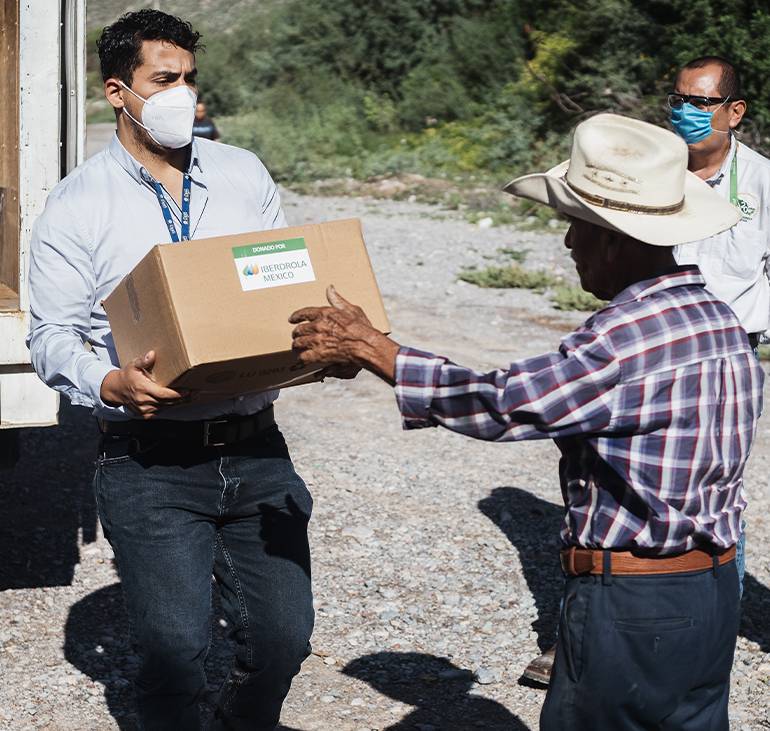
[[232, 237, 316, 291]]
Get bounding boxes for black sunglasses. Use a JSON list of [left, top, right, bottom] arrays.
[[667, 93, 730, 110]]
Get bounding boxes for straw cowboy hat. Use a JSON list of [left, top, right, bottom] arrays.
[[504, 113, 739, 246]]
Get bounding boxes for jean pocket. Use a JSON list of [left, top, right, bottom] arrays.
[[98, 436, 164, 467], [613, 616, 696, 669], [98, 453, 134, 467], [614, 617, 693, 633], [560, 588, 590, 683]]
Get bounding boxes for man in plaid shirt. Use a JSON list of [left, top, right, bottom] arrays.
[[290, 114, 761, 729]]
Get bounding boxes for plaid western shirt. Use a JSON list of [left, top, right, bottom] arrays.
[[395, 267, 764, 554]]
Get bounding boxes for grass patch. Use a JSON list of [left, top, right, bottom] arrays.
[[465, 203, 518, 227], [459, 264, 609, 314], [513, 199, 568, 232], [757, 344, 770, 361], [498, 246, 529, 263], [551, 285, 607, 311], [458, 263, 556, 291]]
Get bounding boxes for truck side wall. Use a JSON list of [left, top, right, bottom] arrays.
[[0, 1, 70, 428], [0, 0, 20, 308]]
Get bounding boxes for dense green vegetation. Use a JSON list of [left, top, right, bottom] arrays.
[[88, 1, 770, 186]]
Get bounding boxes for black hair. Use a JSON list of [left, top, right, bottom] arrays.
[[97, 9, 202, 84], [680, 56, 743, 100]]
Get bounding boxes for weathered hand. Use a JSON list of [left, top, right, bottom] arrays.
[[100, 350, 188, 419], [289, 285, 400, 384]]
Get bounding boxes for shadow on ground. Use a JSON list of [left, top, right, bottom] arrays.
[[478, 486, 563, 652], [479, 486, 770, 657], [65, 580, 237, 730], [64, 582, 137, 730], [67, 587, 534, 729], [343, 651, 530, 730], [741, 573, 770, 653], [0, 401, 98, 590]]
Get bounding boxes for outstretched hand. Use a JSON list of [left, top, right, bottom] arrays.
[[289, 285, 400, 384]]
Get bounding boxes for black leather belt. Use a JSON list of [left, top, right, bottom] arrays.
[[98, 405, 275, 448]]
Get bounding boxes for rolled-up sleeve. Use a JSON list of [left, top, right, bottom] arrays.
[[26, 195, 119, 409], [394, 332, 620, 442]]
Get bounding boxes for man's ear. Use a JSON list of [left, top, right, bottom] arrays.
[[104, 78, 126, 112], [728, 99, 746, 130], [602, 229, 623, 264]]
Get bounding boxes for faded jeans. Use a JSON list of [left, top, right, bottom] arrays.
[[94, 424, 314, 730]]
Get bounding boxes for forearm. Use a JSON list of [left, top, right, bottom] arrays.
[[350, 329, 401, 385], [393, 346, 616, 442], [28, 324, 119, 409]]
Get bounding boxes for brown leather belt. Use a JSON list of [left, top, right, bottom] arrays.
[[560, 545, 736, 576], [98, 405, 275, 448]]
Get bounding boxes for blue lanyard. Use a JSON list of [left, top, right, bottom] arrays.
[[151, 174, 192, 242]]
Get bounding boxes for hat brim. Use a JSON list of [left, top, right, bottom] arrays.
[[503, 160, 740, 246]]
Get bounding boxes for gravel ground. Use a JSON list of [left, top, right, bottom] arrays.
[[1, 137, 769, 730]]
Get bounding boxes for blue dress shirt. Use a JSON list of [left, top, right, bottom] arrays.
[[27, 133, 286, 421]]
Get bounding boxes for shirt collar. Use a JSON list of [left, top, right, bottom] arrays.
[[705, 134, 736, 188], [108, 133, 204, 186], [609, 266, 705, 307]]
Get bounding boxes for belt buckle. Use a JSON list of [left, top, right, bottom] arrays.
[[203, 419, 228, 447]]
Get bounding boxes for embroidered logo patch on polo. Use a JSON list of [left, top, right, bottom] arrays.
[[737, 193, 758, 222]]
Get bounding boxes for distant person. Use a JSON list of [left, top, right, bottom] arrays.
[[192, 97, 220, 141], [27, 9, 313, 730], [290, 114, 757, 730]]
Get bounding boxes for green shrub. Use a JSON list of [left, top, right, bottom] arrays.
[[398, 51, 475, 130], [458, 264, 556, 291], [498, 247, 529, 263], [87, 1, 770, 179], [551, 285, 607, 311], [756, 344, 770, 362]]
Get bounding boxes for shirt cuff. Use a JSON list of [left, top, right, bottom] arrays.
[[80, 359, 121, 410], [393, 346, 445, 430]]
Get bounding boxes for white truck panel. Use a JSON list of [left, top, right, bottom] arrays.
[[0, 371, 59, 428], [0, 310, 31, 366], [17, 1, 62, 316], [0, 1, 86, 429]]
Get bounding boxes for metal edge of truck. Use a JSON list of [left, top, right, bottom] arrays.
[[0, 0, 86, 432]]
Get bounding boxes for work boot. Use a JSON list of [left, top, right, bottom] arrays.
[[522, 644, 556, 686]]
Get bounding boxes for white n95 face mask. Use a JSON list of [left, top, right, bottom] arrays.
[[120, 82, 197, 149]]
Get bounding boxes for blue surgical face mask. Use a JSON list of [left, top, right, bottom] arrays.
[[670, 101, 729, 145]]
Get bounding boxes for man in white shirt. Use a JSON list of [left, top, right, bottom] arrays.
[[27, 10, 313, 730], [670, 56, 768, 608], [670, 56, 770, 345]]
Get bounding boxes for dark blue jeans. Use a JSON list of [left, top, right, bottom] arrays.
[[94, 424, 314, 731], [541, 560, 739, 730]]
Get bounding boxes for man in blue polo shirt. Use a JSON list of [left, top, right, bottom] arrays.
[[27, 10, 312, 730]]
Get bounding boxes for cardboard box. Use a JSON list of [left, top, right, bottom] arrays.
[[103, 218, 390, 397]]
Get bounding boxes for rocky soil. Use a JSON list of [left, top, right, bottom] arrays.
[[1, 130, 768, 730]]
